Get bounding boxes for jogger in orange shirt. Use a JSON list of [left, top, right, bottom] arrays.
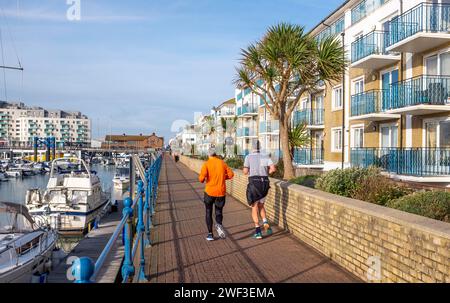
[[198, 148, 234, 241]]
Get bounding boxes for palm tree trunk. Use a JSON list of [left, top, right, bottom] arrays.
[[279, 120, 295, 179]]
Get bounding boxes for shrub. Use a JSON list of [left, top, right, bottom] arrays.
[[352, 174, 412, 206], [225, 157, 244, 169], [289, 175, 319, 188], [386, 191, 450, 222], [315, 167, 379, 198]]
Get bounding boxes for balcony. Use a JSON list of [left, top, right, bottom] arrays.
[[237, 127, 257, 137], [238, 104, 258, 116], [350, 75, 450, 117], [350, 90, 400, 121], [351, 31, 400, 70], [259, 121, 279, 133], [294, 148, 324, 166], [386, 3, 450, 53], [293, 109, 324, 128], [351, 148, 450, 178]]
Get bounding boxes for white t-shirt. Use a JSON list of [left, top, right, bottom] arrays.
[[244, 152, 274, 177]]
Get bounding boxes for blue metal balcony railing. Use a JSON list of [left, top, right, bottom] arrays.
[[351, 90, 383, 116], [240, 104, 258, 115], [237, 127, 256, 137], [294, 148, 324, 165], [351, 31, 392, 63], [350, 75, 450, 116], [351, 148, 450, 176], [293, 108, 324, 126], [385, 75, 450, 110], [315, 17, 344, 42], [260, 121, 279, 133], [352, 0, 389, 25], [73, 153, 163, 283], [387, 3, 450, 47]]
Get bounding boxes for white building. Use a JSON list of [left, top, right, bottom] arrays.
[[0, 102, 91, 148]]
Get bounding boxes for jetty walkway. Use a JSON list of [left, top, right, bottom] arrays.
[[145, 155, 360, 283]]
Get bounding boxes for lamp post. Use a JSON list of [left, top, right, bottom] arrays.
[[341, 31, 346, 170]]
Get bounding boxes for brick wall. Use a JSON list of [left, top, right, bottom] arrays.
[[180, 156, 450, 283]]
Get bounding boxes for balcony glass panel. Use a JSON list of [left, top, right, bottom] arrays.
[[294, 148, 324, 165], [351, 31, 392, 63], [352, 0, 389, 25], [293, 109, 324, 126], [351, 90, 383, 116]]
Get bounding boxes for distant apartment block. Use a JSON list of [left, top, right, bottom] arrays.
[[0, 101, 91, 147]]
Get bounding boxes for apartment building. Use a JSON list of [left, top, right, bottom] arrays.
[[212, 98, 236, 157], [0, 102, 91, 147], [301, 0, 450, 185], [235, 88, 281, 160]]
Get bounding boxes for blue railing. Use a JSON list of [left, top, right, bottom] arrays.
[[259, 121, 279, 133], [293, 108, 324, 126], [237, 127, 256, 137], [351, 148, 450, 176], [351, 90, 383, 116], [315, 17, 344, 42], [351, 0, 389, 25], [351, 75, 450, 116], [351, 31, 392, 63], [240, 104, 258, 115], [294, 148, 324, 165], [71, 153, 163, 283], [388, 2, 450, 47]]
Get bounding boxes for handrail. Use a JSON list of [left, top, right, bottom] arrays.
[[71, 152, 163, 283]]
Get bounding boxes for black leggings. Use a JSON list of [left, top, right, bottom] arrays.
[[204, 193, 226, 233]]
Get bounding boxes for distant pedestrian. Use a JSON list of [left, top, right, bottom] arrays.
[[198, 148, 234, 241], [243, 141, 276, 239]]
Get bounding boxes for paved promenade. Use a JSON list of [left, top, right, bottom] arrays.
[[146, 155, 361, 283]]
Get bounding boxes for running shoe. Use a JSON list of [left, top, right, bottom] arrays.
[[252, 232, 263, 239], [263, 222, 273, 236], [206, 233, 214, 241], [215, 224, 226, 239]]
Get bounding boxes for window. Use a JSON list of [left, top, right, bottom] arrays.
[[425, 120, 450, 148], [353, 78, 364, 95], [425, 51, 450, 76], [351, 126, 364, 148], [331, 128, 343, 152], [332, 86, 343, 110]]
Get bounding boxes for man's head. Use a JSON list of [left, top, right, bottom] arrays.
[[251, 140, 261, 153], [208, 147, 217, 157]]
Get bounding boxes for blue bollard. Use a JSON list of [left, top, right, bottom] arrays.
[[72, 257, 95, 283], [121, 197, 135, 282], [137, 181, 148, 282]]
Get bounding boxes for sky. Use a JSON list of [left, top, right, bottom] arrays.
[[0, 0, 344, 141]]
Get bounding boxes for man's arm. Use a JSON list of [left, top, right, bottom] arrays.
[[268, 164, 276, 175], [243, 156, 250, 175], [225, 164, 234, 180], [198, 163, 208, 183]]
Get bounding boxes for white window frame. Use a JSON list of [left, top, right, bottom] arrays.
[[379, 122, 399, 148], [423, 46, 450, 75], [331, 127, 343, 152], [352, 77, 364, 95], [422, 116, 450, 148], [350, 124, 365, 148], [332, 85, 343, 111]]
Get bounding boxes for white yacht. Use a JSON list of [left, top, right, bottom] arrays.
[[25, 157, 110, 235], [112, 166, 130, 190], [0, 202, 57, 283]]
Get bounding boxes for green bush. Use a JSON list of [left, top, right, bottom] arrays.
[[289, 175, 319, 188], [315, 167, 379, 198], [225, 157, 244, 169], [387, 191, 450, 222], [352, 174, 412, 206]]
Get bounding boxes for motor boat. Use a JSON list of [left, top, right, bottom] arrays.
[[0, 202, 57, 283], [112, 166, 130, 191], [5, 168, 23, 178], [25, 157, 110, 235]]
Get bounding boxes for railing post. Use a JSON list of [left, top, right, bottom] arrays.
[[72, 257, 95, 283], [144, 170, 152, 247], [137, 181, 148, 282], [121, 197, 135, 282]]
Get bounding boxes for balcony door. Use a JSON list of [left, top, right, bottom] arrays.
[[425, 120, 450, 148], [380, 124, 398, 149], [381, 69, 399, 110]]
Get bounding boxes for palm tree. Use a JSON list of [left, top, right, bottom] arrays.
[[289, 123, 310, 159], [234, 23, 346, 179]]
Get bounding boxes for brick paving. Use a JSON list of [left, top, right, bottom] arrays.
[[146, 155, 361, 283]]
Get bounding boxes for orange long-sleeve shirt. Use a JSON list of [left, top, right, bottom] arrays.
[[198, 156, 234, 197]]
